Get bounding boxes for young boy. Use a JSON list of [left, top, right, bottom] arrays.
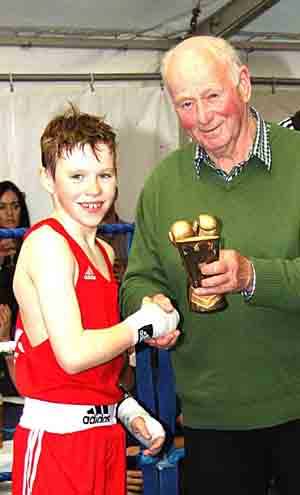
[[11, 106, 180, 494]]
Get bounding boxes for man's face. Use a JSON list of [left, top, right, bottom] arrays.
[[44, 143, 117, 231], [166, 51, 251, 161]]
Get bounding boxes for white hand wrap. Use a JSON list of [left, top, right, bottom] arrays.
[[125, 302, 179, 345], [0, 340, 16, 355], [117, 396, 165, 447]]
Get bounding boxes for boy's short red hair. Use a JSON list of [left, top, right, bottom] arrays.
[[41, 104, 117, 177]]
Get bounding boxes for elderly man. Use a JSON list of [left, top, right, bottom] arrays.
[[121, 36, 300, 494]]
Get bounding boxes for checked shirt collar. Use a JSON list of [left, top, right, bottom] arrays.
[[194, 107, 272, 182]]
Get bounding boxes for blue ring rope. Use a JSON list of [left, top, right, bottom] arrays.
[[0, 227, 27, 239], [137, 447, 185, 469], [0, 223, 135, 252], [1, 427, 15, 435], [0, 472, 11, 482], [0, 224, 135, 239]]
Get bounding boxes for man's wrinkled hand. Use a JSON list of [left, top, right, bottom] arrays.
[[146, 329, 180, 349], [194, 249, 253, 295]]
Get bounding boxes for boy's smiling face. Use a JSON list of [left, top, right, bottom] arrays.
[[43, 142, 117, 231]]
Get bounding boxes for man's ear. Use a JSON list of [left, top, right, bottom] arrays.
[[39, 167, 54, 194], [237, 65, 252, 104]]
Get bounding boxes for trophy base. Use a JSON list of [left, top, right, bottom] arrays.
[[188, 287, 227, 313]]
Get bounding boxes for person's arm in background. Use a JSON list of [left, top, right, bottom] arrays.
[[126, 445, 144, 495], [0, 304, 12, 341]]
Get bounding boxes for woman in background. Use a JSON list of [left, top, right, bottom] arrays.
[[0, 180, 30, 435]]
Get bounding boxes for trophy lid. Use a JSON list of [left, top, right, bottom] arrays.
[[175, 235, 219, 243], [169, 216, 219, 244]]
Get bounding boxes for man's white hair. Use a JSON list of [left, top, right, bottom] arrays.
[[161, 36, 243, 87]]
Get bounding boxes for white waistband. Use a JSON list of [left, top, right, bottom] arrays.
[[20, 397, 118, 434]]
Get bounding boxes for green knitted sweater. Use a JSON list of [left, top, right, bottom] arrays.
[[121, 123, 300, 429]]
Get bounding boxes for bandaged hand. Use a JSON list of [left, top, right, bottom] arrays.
[[118, 396, 165, 455], [0, 340, 16, 355], [125, 301, 179, 345]]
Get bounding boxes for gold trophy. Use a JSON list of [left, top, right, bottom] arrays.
[[169, 214, 227, 313]]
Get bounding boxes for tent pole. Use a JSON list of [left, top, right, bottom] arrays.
[[0, 73, 299, 86]]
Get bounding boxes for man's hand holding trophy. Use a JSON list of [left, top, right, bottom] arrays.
[[169, 214, 227, 313]]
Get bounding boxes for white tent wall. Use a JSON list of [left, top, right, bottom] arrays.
[[0, 47, 164, 74], [0, 45, 300, 223], [251, 87, 300, 123], [0, 48, 179, 223], [246, 50, 300, 124], [247, 51, 300, 80]]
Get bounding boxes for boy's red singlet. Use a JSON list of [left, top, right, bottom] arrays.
[[13, 218, 126, 495], [14, 217, 124, 405]]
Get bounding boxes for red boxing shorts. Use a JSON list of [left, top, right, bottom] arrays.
[[12, 399, 126, 495]]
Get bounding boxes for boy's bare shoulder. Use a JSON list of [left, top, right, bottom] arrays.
[[19, 224, 74, 268], [22, 224, 67, 250]]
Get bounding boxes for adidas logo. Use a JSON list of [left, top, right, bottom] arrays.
[[82, 405, 111, 425], [83, 266, 96, 281], [138, 324, 154, 343]]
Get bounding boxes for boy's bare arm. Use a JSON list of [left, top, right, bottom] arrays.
[[14, 227, 179, 374], [14, 227, 133, 373]]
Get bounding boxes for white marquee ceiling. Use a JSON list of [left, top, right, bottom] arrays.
[[0, 0, 297, 51]]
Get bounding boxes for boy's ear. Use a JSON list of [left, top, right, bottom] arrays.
[[39, 166, 54, 194]]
